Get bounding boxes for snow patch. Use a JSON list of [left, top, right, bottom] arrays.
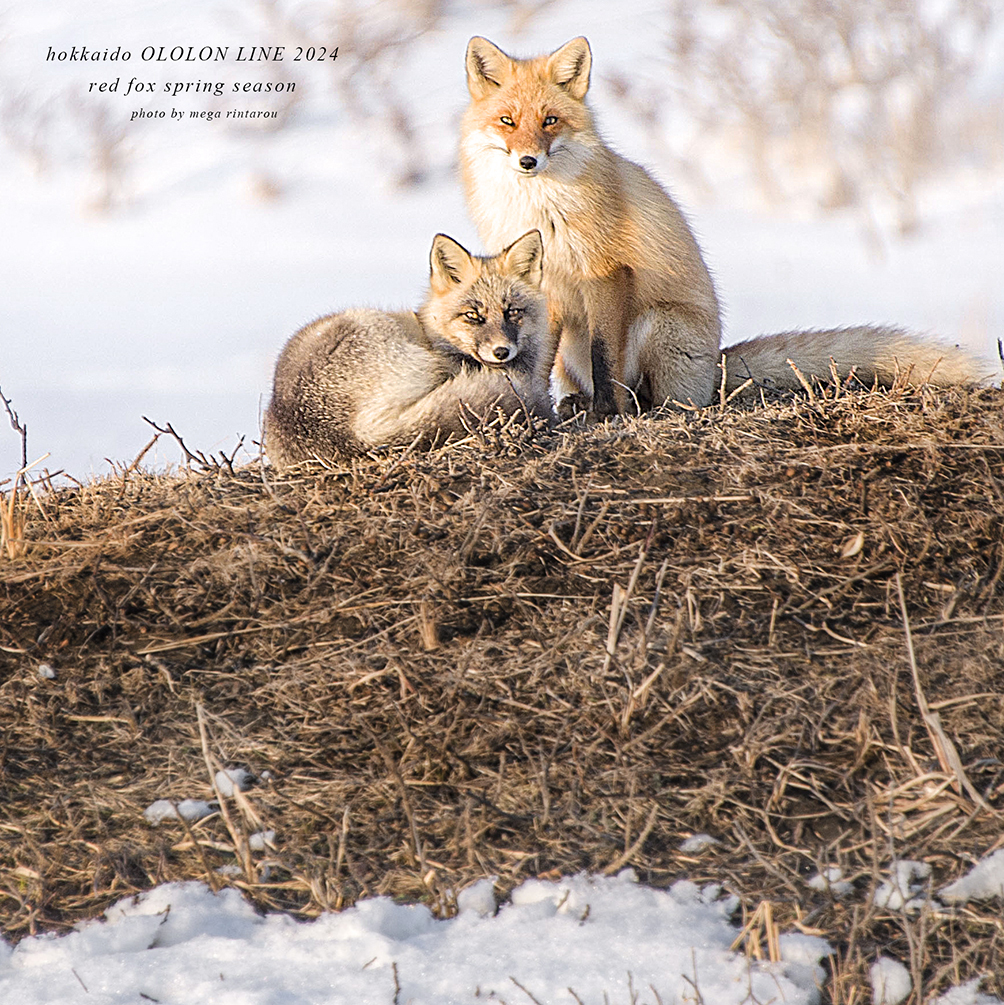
[[807, 866, 853, 898], [142, 799, 216, 825], [247, 829, 274, 852], [680, 832, 721, 853], [930, 978, 1004, 1005], [870, 957, 912, 1004], [0, 874, 834, 1005], [872, 860, 932, 912], [456, 877, 497, 918], [214, 767, 255, 797], [941, 849, 1004, 903]]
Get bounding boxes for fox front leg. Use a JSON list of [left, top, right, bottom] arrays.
[[548, 292, 595, 419], [550, 270, 634, 419]]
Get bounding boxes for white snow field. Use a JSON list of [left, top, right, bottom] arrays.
[[0, 873, 830, 1005], [2, 861, 1004, 1005]]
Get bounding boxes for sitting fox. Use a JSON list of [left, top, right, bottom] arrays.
[[265, 230, 554, 467], [460, 35, 990, 415]]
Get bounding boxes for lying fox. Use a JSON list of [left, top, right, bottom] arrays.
[[265, 230, 554, 466], [460, 35, 990, 415]]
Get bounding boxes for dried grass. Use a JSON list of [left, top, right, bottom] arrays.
[[1, 384, 1003, 1001], [616, 0, 1004, 238]]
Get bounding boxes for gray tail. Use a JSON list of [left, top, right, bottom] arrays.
[[723, 326, 994, 394]]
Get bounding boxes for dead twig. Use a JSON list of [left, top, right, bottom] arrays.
[[895, 574, 993, 815]]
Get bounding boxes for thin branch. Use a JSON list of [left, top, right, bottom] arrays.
[[1, 385, 28, 474]]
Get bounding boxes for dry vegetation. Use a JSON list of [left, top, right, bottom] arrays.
[[1, 383, 1004, 1001], [623, 0, 1002, 237]]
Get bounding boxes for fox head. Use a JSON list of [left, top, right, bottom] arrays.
[[421, 229, 547, 366], [462, 36, 596, 179]]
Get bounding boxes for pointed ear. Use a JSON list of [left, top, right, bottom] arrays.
[[547, 37, 591, 99], [466, 36, 512, 98], [502, 230, 543, 287], [430, 234, 477, 293]]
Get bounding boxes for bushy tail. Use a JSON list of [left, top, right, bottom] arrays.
[[722, 326, 995, 395], [353, 365, 548, 450]]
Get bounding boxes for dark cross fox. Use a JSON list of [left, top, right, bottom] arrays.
[[265, 229, 556, 466]]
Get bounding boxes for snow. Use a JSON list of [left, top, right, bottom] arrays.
[[455, 876, 498, 918], [871, 859, 933, 912], [0, 872, 836, 1005], [1, 861, 1001, 1004], [678, 832, 720, 853], [214, 767, 255, 797], [941, 848, 1004, 903], [1, 854, 1002, 1003], [870, 957, 912, 1005], [806, 866, 853, 898], [933, 980, 1004, 1005], [248, 830, 275, 852], [143, 799, 217, 825]]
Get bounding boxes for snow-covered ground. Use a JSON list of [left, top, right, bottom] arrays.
[[2, 859, 1004, 1005], [2, 3, 1004, 999], [1, 0, 1001, 483], [0, 873, 828, 1005]]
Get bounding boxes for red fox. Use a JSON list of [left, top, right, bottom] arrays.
[[265, 230, 554, 466], [460, 36, 990, 415]]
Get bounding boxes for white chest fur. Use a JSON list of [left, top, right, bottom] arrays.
[[463, 130, 594, 277]]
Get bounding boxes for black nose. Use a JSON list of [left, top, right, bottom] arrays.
[[519, 156, 537, 171], [493, 345, 513, 361]]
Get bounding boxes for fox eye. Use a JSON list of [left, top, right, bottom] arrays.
[[504, 307, 523, 323], [464, 310, 483, 324], [500, 115, 515, 127], [543, 115, 558, 127]]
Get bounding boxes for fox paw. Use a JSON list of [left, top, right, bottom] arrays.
[[555, 392, 594, 422]]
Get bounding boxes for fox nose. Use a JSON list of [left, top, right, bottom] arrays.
[[518, 155, 537, 171], [493, 345, 514, 361]]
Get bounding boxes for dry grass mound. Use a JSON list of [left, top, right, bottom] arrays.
[[2, 384, 1003, 1000]]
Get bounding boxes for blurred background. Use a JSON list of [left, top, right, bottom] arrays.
[[1, 0, 1002, 483]]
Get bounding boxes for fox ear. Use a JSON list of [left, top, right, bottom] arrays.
[[430, 234, 477, 292], [502, 230, 543, 287], [466, 37, 511, 98], [547, 37, 591, 99]]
